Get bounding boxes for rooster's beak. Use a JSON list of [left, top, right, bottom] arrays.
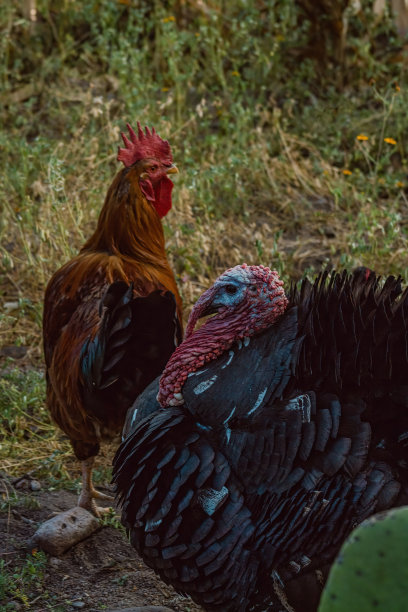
[[166, 165, 179, 175]]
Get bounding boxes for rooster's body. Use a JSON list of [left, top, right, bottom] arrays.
[[114, 266, 408, 611], [43, 123, 182, 514]]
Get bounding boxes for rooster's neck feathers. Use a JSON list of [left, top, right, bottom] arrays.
[[82, 167, 168, 266]]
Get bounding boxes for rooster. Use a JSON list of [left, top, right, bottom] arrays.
[[43, 122, 182, 515], [114, 265, 408, 611]]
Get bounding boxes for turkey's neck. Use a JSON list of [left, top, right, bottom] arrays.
[[158, 310, 266, 407]]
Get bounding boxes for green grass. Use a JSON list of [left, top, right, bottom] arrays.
[[0, 0, 408, 475], [0, 547, 72, 610], [0, 550, 47, 609], [0, 368, 71, 477]]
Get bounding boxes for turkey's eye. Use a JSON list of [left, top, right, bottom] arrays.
[[225, 284, 238, 295], [249, 285, 258, 294]]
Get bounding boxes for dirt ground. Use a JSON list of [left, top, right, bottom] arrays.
[[0, 478, 203, 612]]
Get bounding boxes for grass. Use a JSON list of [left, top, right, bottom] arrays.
[[0, 549, 48, 609], [0, 545, 72, 610], [0, 368, 71, 478], [0, 0, 407, 472], [0, 368, 113, 490]]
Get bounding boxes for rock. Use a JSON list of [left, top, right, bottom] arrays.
[[3, 301, 19, 313], [0, 345, 27, 359], [71, 601, 86, 609], [30, 507, 100, 556], [49, 556, 62, 568], [30, 479, 41, 491], [15, 478, 29, 490]]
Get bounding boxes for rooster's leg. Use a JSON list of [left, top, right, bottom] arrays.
[[78, 457, 114, 516]]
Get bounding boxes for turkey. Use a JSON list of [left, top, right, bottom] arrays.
[[113, 265, 408, 611]]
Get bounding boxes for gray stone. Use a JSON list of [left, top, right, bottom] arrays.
[[30, 479, 41, 491], [0, 344, 27, 359], [3, 301, 19, 312], [31, 507, 100, 556], [49, 556, 62, 568]]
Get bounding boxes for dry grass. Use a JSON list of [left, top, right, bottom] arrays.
[[2, 112, 408, 364]]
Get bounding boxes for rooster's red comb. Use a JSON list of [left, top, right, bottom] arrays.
[[117, 122, 173, 167]]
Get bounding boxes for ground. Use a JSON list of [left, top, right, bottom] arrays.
[[0, 479, 202, 612]]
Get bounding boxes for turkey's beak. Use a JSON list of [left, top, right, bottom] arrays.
[[185, 286, 218, 338], [166, 165, 179, 175]]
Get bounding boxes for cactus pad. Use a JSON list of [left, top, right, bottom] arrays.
[[318, 506, 408, 612]]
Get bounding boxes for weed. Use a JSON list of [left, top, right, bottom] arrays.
[[0, 490, 41, 513], [112, 573, 130, 587], [0, 369, 70, 475], [0, 550, 47, 609], [100, 508, 125, 532]]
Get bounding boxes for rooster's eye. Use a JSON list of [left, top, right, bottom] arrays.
[[225, 285, 237, 295], [150, 165, 158, 172]]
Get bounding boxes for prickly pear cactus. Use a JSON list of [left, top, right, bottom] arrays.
[[318, 506, 408, 612]]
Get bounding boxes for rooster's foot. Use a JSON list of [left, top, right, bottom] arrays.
[[78, 486, 115, 517], [79, 457, 115, 516]]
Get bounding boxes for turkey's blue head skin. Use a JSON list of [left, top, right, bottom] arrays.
[[158, 264, 288, 407], [184, 264, 282, 336]]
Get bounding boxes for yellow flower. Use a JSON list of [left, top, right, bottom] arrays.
[[396, 181, 404, 188], [356, 134, 369, 141], [384, 137, 397, 145], [231, 70, 240, 77], [342, 169, 352, 175], [395, 84, 400, 92], [162, 15, 175, 23], [378, 177, 385, 184], [161, 87, 169, 92]]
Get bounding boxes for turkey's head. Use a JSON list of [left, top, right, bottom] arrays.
[[117, 122, 178, 218], [185, 264, 288, 338], [158, 264, 288, 407]]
